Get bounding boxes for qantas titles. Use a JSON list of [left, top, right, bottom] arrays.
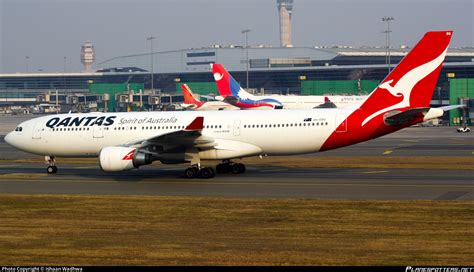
[[45, 116, 179, 129], [46, 116, 116, 128]]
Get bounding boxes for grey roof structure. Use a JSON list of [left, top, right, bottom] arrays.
[[98, 46, 474, 74]]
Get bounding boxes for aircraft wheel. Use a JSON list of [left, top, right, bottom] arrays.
[[198, 167, 214, 179], [47, 166, 57, 174], [237, 163, 246, 174], [184, 167, 199, 179], [231, 163, 246, 174], [216, 163, 231, 174]]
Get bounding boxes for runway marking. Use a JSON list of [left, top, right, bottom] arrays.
[[361, 170, 389, 174], [260, 169, 289, 172], [0, 173, 48, 178], [383, 150, 393, 155], [0, 164, 17, 168], [2, 178, 474, 189]]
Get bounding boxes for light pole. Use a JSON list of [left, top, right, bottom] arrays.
[[25, 56, 30, 72], [63, 56, 67, 89], [146, 35, 156, 94], [62, 56, 67, 113], [382, 17, 394, 73], [242, 29, 251, 89]]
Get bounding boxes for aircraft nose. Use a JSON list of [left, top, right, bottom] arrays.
[[4, 131, 17, 148], [4, 132, 13, 146]]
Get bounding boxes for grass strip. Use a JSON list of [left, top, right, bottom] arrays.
[[0, 194, 473, 265]]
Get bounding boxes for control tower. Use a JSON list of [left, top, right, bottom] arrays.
[[277, 0, 294, 47], [81, 40, 95, 72]]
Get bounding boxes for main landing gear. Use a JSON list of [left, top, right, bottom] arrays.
[[182, 150, 245, 179], [216, 160, 246, 175], [183, 161, 246, 179], [45, 155, 57, 174], [184, 165, 215, 179]]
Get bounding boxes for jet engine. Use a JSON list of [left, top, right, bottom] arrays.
[[99, 146, 153, 172]]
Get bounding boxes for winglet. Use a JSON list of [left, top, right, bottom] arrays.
[[185, 117, 204, 131]]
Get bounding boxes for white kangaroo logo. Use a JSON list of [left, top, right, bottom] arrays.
[[362, 46, 448, 126]]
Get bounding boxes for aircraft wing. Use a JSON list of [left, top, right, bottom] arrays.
[[180, 103, 198, 110], [200, 95, 218, 101], [128, 117, 216, 153]]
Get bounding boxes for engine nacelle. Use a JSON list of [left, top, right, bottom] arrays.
[[99, 146, 152, 172]]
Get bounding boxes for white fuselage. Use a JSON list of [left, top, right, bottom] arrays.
[[5, 109, 348, 159], [277, 95, 366, 109], [181, 101, 240, 111]]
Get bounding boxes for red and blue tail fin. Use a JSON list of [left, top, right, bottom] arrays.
[[211, 63, 251, 98]]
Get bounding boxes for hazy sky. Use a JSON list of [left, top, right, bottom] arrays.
[[0, 0, 472, 73]]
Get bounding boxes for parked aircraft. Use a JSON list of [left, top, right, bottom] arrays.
[[180, 84, 239, 111], [211, 63, 367, 110]]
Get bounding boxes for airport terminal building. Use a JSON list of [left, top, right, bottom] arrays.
[[1, 45, 473, 124]]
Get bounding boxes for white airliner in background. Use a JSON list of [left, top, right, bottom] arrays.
[[180, 84, 239, 111], [5, 31, 459, 178], [211, 63, 367, 110]]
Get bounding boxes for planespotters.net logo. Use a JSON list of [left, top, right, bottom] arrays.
[[406, 267, 474, 272]]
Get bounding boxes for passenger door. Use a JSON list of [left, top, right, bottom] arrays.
[[233, 120, 241, 136], [93, 126, 104, 138], [32, 122, 43, 139], [335, 114, 348, 133]]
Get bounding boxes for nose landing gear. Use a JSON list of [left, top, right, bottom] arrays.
[[45, 156, 57, 174]]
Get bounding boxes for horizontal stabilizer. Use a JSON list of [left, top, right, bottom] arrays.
[[438, 104, 465, 111], [384, 108, 431, 126], [223, 96, 239, 105]]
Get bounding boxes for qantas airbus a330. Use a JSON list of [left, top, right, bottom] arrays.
[[5, 31, 458, 178]]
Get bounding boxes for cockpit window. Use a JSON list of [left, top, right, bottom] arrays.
[[14, 127, 23, 132]]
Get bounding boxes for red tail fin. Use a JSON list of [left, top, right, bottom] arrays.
[[182, 84, 204, 106], [321, 31, 453, 152], [360, 31, 452, 126]]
